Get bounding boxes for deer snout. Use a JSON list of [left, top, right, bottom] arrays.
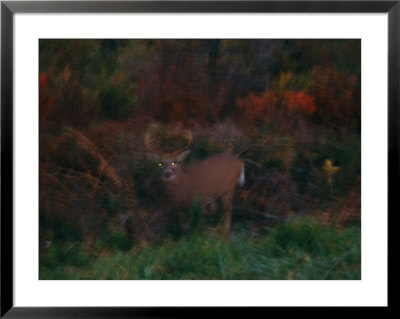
[[161, 167, 176, 182]]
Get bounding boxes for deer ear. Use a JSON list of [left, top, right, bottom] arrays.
[[177, 149, 190, 162], [146, 152, 160, 162]]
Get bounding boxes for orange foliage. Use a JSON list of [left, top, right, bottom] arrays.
[[237, 90, 316, 123], [39, 73, 48, 87], [284, 91, 316, 114], [237, 66, 359, 127], [39, 72, 55, 124], [236, 91, 276, 123]]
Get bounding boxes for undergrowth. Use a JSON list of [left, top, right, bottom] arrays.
[[40, 216, 360, 280]]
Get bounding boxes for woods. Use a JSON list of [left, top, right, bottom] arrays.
[[39, 39, 361, 279]]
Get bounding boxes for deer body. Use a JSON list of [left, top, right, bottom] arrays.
[[145, 123, 245, 234], [160, 153, 245, 233]]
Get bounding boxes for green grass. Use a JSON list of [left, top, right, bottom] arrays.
[[39, 217, 361, 280]]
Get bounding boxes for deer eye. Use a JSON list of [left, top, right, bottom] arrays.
[[158, 163, 163, 167], [171, 162, 176, 166]]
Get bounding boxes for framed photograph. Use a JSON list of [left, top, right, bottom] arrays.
[[1, 0, 395, 317]]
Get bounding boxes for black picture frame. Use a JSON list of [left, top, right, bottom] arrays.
[[1, 1, 396, 317]]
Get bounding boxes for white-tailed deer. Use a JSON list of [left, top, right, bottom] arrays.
[[145, 124, 245, 234]]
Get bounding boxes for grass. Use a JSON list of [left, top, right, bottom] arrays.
[[39, 216, 361, 280]]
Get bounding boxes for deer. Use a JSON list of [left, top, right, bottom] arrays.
[[145, 123, 245, 235]]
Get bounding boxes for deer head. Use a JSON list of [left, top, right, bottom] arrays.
[[145, 123, 245, 235], [145, 123, 193, 181]]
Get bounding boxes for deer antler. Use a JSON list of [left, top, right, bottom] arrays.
[[145, 122, 193, 156], [170, 128, 193, 156], [144, 123, 160, 153]]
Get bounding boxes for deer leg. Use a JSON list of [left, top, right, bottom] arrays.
[[204, 197, 217, 215], [220, 193, 233, 236]]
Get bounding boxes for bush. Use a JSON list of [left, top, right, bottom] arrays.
[[271, 217, 331, 253]]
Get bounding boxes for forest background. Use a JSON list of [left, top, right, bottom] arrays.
[[39, 39, 361, 279]]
